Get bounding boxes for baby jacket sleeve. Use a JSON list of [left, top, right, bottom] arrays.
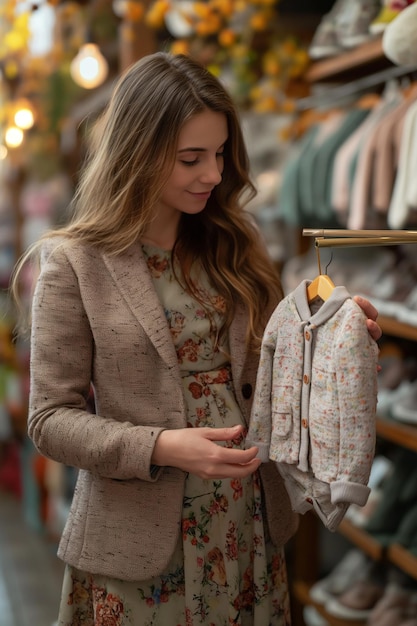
[[309, 298, 379, 507]]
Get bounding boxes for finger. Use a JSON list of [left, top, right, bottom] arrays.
[[366, 318, 382, 341], [215, 445, 260, 465], [201, 457, 262, 480], [353, 295, 378, 321], [204, 425, 244, 442]]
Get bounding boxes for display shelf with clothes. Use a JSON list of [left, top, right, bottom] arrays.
[[253, 6, 417, 625], [279, 233, 417, 625], [276, 77, 417, 233]]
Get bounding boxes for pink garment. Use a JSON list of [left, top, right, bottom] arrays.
[[346, 127, 378, 228], [373, 94, 417, 214], [332, 99, 397, 220], [332, 117, 373, 219], [388, 99, 417, 228]]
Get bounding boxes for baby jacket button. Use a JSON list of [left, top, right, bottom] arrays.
[[305, 330, 311, 341], [303, 374, 310, 384], [306, 497, 313, 504], [241, 383, 252, 399], [302, 418, 308, 429]]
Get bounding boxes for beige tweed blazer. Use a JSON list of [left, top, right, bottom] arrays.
[[28, 239, 298, 581]]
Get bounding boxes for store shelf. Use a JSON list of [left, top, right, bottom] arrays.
[[338, 519, 384, 561], [388, 543, 417, 581], [292, 580, 367, 626], [376, 417, 417, 454], [293, 25, 417, 619], [305, 37, 391, 82], [379, 315, 417, 342]]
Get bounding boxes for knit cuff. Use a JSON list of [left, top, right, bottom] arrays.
[[330, 480, 371, 506], [246, 439, 270, 463]]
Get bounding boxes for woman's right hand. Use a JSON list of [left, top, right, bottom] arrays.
[[151, 424, 261, 479]]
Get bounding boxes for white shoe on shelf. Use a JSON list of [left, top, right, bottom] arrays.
[[309, 549, 371, 605]]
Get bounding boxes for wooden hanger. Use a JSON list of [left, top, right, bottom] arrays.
[[307, 244, 335, 303], [356, 92, 381, 110], [307, 274, 335, 303]]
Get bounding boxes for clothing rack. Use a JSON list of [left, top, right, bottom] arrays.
[[303, 228, 417, 248], [296, 64, 417, 111]]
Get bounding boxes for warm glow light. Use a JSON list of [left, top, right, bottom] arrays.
[[0, 145, 8, 159], [14, 106, 35, 130], [5, 126, 24, 148], [70, 43, 109, 89]]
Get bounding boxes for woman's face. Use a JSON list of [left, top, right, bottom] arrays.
[[157, 109, 228, 221]]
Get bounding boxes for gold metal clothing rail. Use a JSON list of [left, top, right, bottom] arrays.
[[303, 229, 417, 248]]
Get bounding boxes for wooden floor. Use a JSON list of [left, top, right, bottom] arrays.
[[0, 489, 64, 626]]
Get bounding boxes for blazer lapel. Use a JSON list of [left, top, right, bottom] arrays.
[[229, 302, 252, 390], [102, 244, 180, 373]]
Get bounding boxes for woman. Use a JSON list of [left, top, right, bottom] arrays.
[[12, 52, 380, 625]]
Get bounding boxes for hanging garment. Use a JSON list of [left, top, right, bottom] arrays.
[[246, 280, 379, 531], [388, 98, 417, 228], [372, 86, 417, 214], [332, 88, 402, 223]]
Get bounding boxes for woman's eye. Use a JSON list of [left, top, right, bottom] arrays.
[[181, 159, 199, 166]]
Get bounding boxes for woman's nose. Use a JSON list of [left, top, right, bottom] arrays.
[[200, 158, 223, 185]]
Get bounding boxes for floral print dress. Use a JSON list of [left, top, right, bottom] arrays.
[[58, 244, 291, 626]]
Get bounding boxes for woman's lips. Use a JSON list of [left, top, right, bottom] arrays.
[[189, 191, 212, 200]]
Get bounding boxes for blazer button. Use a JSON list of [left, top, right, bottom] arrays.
[[241, 383, 252, 399]]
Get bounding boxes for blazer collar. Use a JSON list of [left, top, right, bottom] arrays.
[[102, 243, 180, 373]]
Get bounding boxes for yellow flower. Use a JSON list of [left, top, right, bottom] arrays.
[[193, 2, 211, 19], [145, 0, 170, 28], [231, 43, 248, 59], [125, 1, 145, 21], [253, 96, 278, 113], [234, 0, 247, 12], [218, 28, 236, 47], [4, 30, 27, 54], [249, 84, 262, 101], [195, 14, 221, 36], [3, 60, 19, 79], [262, 52, 281, 76], [281, 38, 297, 56], [211, 0, 234, 17], [249, 11, 269, 31], [170, 39, 190, 55], [207, 63, 221, 77], [295, 49, 310, 67]]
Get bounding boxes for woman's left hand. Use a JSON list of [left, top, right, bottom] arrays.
[[353, 295, 382, 342]]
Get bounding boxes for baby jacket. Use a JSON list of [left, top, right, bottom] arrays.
[[247, 279, 379, 531]]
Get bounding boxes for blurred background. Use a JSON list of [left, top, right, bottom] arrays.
[[3, 1, 417, 625]]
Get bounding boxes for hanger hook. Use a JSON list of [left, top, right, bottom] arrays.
[[315, 238, 334, 275], [314, 238, 322, 274], [325, 250, 333, 275]]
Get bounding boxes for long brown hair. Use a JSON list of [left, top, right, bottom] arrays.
[[11, 52, 282, 347]]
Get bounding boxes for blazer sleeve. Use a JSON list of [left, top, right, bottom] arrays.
[[28, 243, 166, 482]]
